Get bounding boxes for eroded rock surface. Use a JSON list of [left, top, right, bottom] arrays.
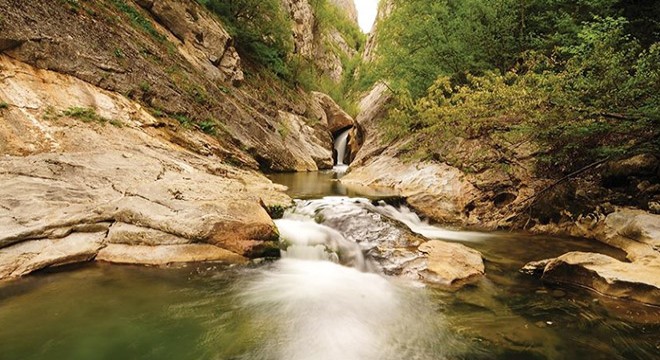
[[0, 55, 291, 280], [524, 209, 660, 305], [312, 91, 355, 133], [286, 197, 485, 288]]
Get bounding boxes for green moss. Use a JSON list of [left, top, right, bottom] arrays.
[[276, 123, 290, 138], [139, 81, 151, 92]]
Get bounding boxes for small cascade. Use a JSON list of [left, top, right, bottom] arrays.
[[373, 201, 491, 242], [242, 200, 447, 360], [333, 128, 351, 168], [274, 218, 368, 271], [285, 196, 490, 243]]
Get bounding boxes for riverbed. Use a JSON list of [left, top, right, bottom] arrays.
[[0, 170, 658, 359]]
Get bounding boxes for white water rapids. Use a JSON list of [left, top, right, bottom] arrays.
[[236, 197, 481, 360]]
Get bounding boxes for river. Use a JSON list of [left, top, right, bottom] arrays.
[[0, 170, 658, 359]]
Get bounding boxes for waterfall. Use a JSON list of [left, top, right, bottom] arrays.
[[334, 128, 351, 166]]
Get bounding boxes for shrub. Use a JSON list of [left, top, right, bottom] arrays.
[[199, 0, 293, 77], [62, 106, 122, 127], [110, 0, 165, 42]]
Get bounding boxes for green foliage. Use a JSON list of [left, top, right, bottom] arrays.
[[110, 0, 165, 42], [63, 106, 122, 127], [198, 0, 293, 77], [309, 0, 366, 51], [173, 114, 192, 127], [184, 84, 209, 105], [377, 0, 523, 98], [276, 122, 290, 138], [113, 48, 125, 58], [60, 0, 81, 13], [198, 119, 217, 135], [139, 81, 151, 92], [376, 2, 659, 177], [0, 101, 8, 110]]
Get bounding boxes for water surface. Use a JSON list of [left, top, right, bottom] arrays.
[[1, 171, 659, 360]]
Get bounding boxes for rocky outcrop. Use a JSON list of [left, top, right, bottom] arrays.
[[0, 0, 335, 172], [524, 208, 660, 305], [136, 0, 244, 84], [281, 0, 361, 83], [343, 156, 480, 224], [418, 240, 485, 287], [362, 0, 394, 61], [523, 252, 660, 305], [289, 197, 486, 288], [281, 0, 316, 58], [312, 91, 355, 133], [0, 54, 292, 280], [329, 0, 358, 24]]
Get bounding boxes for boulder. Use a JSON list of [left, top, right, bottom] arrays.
[[524, 208, 660, 305], [604, 154, 658, 179], [287, 197, 485, 288], [418, 240, 485, 287], [312, 91, 355, 133], [530, 252, 660, 306]]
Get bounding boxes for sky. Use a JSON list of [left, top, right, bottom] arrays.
[[354, 0, 379, 33]]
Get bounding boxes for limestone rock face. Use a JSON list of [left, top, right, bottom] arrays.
[[281, 0, 316, 58], [312, 91, 355, 133], [329, 0, 358, 24], [362, 0, 394, 62], [276, 111, 334, 171], [0, 0, 333, 173], [137, 0, 244, 84], [0, 55, 292, 280], [281, 0, 360, 83]]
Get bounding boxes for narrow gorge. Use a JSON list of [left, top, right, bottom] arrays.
[[0, 0, 659, 359]]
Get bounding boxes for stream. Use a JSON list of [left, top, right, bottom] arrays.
[[0, 170, 659, 359]]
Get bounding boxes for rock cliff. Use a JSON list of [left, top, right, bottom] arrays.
[[0, 0, 360, 279]]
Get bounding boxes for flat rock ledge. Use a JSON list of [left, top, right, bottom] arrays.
[[523, 208, 660, 305], [97, 244, 247, 266], [523, 252, 660, 306]]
